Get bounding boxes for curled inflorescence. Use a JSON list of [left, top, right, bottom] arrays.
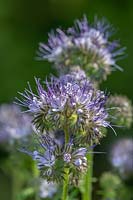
[[16, 75, 109, 144], [38, 16, 125, 82], [107, 95, 133, 128], [21, 133, 88, 183]]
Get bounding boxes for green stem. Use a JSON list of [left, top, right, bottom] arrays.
[[64, 127, 69, 144], [62, 122, 69, 200], [82, 152, 93, 200], [62, 168, 69, 200], [32, 160, 40, 200]]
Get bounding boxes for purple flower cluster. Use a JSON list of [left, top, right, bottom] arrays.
[[15, 15, 127, 186], [38, 16, 125, 81], [39, 179, 57, 198], [21, 133, 87, 182], [16, 74, 109, 144], [0, 104, 32, 144], [110, 138, 133, 179]]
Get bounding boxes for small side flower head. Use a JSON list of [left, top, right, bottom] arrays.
[[16, 75, 109, 144], [110, 138, 133, 180], [0, 104, 32, 144], [20, 133, 88, 183], [99, 172, 122, 199], [38, 16, 125, 82], [100, 172, 122, 190], [106, 95, 133, 128]]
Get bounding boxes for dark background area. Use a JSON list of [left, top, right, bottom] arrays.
[[0, 0, 132, 199]]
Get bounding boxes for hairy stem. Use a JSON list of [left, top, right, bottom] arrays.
[[62, 121, 69, 200], [62, 167, 69, 200], [82, 152, 93, 200]]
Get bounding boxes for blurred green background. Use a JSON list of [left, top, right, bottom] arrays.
[[0, 0, 132, 199]]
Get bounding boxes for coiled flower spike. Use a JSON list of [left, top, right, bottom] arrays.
[[38, 16, 125, 82], [16, 74, 110, 144], [20, 133, 88, 183], [106, 95, 133, 128]]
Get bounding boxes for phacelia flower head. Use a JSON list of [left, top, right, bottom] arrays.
[[38, 16, 125, 82], [20, 133, 87, 183], [0, 104, 32, 144], [16, 74, 109, 144], [106, 95, 133, 128], [110, 138, 133, 180]]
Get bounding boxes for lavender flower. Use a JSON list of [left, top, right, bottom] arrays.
[[63, 143, 87, 172], [39, 179, 57, 198], [110, 138, 133, 180], [38, 16, 125, 81], [20, 133, 87, 182], [106, 95, 133, 128], [0, 104, 32, 144], [16, 75, 109, 144]]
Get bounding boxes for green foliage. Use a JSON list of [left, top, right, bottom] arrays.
[[99, 172, 133, 200], [99, 172, 122, 200]]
